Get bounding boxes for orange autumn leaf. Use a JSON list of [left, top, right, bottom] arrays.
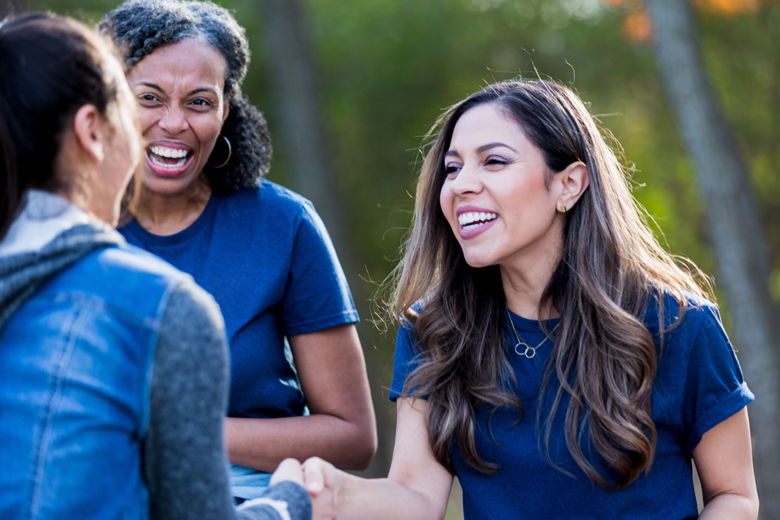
[[694, 0, 760, 15], [622, 7, 652, 43], [604, 0, 773, 45]]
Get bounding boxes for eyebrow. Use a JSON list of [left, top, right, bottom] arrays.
[[444, 142, 518, 158], [138, 82, 164, 92], [136, 83, 218, 96]]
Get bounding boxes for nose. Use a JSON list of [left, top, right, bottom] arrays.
[[448, 163, 482, 196], [158, 106, 188, 135]]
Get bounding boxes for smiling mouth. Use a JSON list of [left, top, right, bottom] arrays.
[[458, 211, 498, 230], [147, 145, 192, 169]]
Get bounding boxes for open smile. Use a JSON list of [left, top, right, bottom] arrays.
[[145, 145, 194, 177], [457, 211, 499, 239]]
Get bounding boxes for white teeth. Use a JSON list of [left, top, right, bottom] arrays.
[[149, 146, 189, 159], [458, 211, 498, 227], [149, 154, 187, 168]]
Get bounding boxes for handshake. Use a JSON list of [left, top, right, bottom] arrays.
[[269, 457, 341, 520]]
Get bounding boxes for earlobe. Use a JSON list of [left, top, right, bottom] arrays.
[[72, 104, 105, 162]]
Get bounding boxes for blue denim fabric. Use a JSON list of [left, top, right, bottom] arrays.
[[0, 242, 188, 520]]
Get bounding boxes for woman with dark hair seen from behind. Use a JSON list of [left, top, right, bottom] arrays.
[[99, 0, 376, 502], [300, 79, 759, 519], [0, 12, 314, 520]]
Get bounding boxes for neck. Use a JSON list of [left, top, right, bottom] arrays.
[[499, 223, 564, 320], [54, 149, 121, 227], [130, 175, 212, 236]]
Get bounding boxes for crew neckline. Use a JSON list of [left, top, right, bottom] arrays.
[[121, 194, 219, 247], [505, 307, 560, 334]]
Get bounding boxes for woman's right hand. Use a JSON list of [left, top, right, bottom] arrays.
[[297, 399, 453, 520], [301, 457, 338, 520], [269, 458, 337, 520]]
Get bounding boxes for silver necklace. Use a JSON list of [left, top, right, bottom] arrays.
[[506, 309, 559, 359]]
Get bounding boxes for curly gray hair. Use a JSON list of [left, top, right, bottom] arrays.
[[100, 0, 271, 194]]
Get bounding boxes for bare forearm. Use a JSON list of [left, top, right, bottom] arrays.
[[335, 472, 447, 520], [699, 493, 759, 520], [225, 415, 376, 472]]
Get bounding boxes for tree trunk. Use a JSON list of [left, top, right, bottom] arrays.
[[258, 0, 393, 478], [646, 0, 780, 517]]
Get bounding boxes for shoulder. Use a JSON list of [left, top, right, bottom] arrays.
[[399, 301, 426, 329], [224, 180, 313, 213], [164, 278, 224, 332], [214, 181, 317, 235], [53, 243, 201, 323], [158, 279, 226, 366], [397, 301, 426, 349], [643, 288, 720, 338], [644, 289, 736, 378]]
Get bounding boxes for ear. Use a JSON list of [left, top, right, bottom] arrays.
[[72, 104, 105, 163], [556, 161, 589, 213]]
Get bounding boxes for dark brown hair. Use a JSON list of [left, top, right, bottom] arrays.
[[0, 12, 120, 240], [391, 80, 711, 489]]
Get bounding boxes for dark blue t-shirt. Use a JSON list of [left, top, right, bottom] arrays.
[[390, 294, 753, 519], [120, 181, 359, 420]]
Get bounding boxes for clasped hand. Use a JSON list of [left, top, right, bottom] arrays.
[[270, 457, 339, 520]]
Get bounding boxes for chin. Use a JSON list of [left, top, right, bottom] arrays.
[[461, 251, 497, 269], [141, 172, 198, 196]]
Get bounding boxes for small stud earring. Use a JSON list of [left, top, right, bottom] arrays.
[[560, 205, 567, 213]]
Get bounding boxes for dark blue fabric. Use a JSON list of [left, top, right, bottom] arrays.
[[120, 181, 359, 420], [390, 293, 753, 519]]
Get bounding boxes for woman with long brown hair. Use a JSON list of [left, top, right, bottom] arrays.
[[296, 79, 758, 519]]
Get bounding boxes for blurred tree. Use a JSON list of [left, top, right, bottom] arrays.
[[646, 1, 780, 517], [257, 0, 393, 478]]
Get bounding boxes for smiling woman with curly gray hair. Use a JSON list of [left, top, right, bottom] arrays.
[[100, 0, 377, 504]]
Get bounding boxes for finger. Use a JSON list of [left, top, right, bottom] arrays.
[[270, 458, 304, 487], [302, 457, 326, 495]]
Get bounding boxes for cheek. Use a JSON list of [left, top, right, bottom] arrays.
[[439, 183, 456, 228], [137, 111, 157, 137], [192, 115, 225, 145], [509, 175, 552, 209]]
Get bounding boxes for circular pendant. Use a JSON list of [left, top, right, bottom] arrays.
[[514, 341, 533, 358]]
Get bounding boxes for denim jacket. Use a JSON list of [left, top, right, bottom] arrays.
[[0, 192, 312, 520], [0, 225, 189, 519]]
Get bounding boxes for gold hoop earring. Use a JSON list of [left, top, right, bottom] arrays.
[[560, 204, 567, 214]]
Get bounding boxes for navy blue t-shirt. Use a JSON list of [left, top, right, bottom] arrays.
[[120, 181, 359, 420], [390, 294, 753, 519]]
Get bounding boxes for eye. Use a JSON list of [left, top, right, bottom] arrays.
[[485, 156, 509, 167], [138, 93, 160, 104], [191, 98, 212, 108], [444, 164, 461, 176]]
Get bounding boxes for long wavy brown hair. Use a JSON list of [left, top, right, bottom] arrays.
[[391, 80, 712, 489]]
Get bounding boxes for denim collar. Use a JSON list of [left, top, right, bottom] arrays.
[[0, 222, 125, 329]]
